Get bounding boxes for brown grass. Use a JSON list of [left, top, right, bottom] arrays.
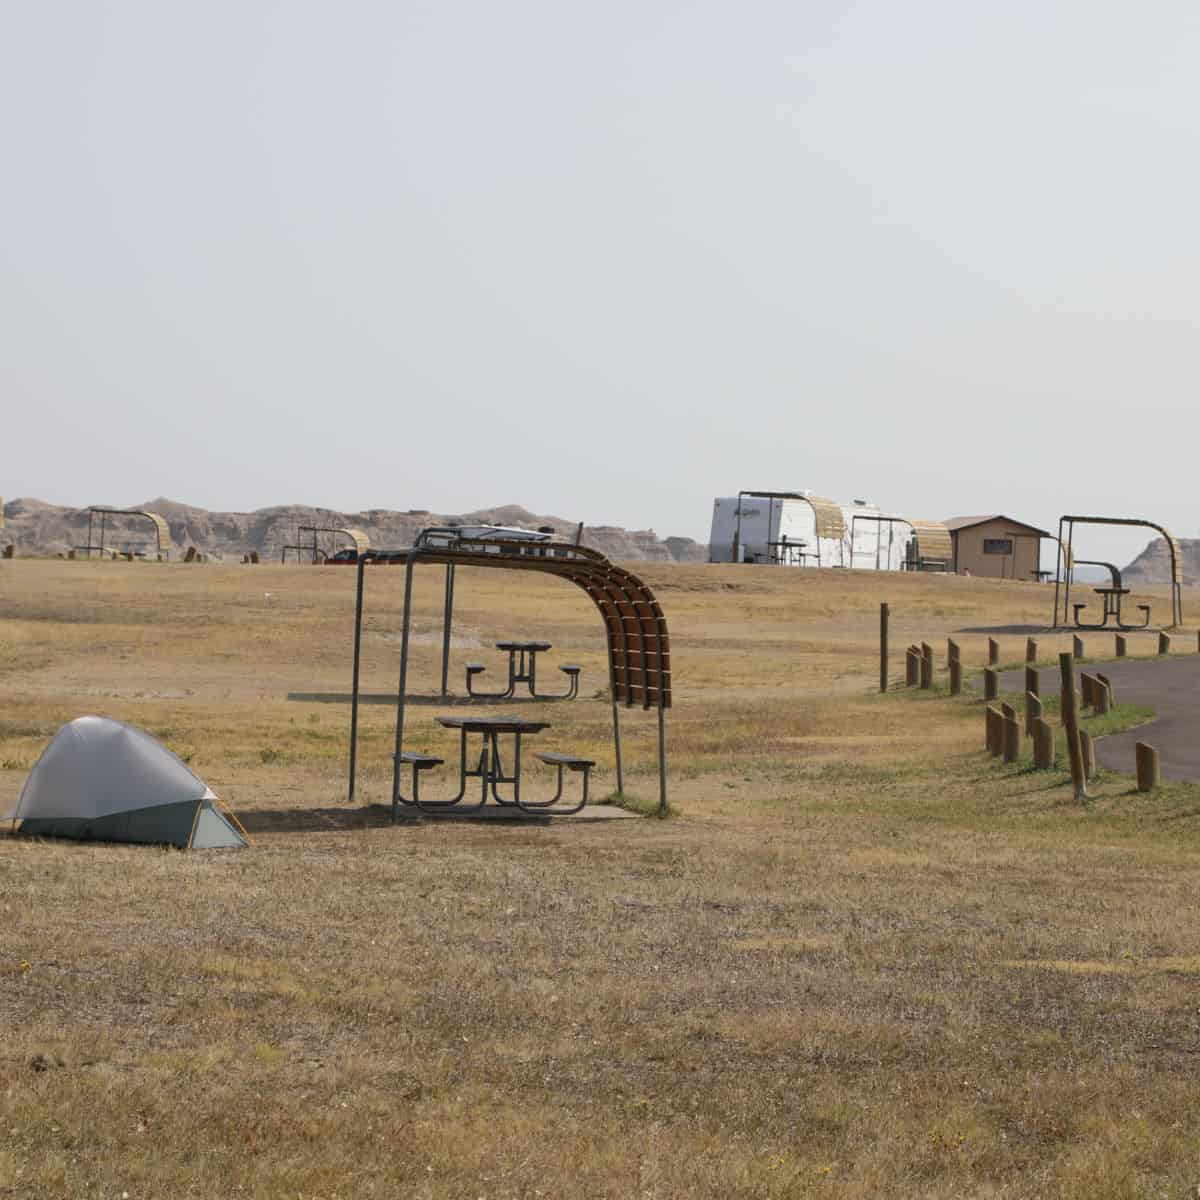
[[2, 558, 1200, 1197]]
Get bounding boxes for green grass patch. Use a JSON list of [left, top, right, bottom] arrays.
[[601, 790, 677, 818]]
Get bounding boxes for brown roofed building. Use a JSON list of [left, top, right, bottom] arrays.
[[943, 515, 1050, 580]]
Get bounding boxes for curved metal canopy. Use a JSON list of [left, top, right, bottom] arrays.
[[1053, 515, 1184, 628], [732, 491, 846, 566], [408, 528, 670, 709], [347, 528, 671, 817], [81, 507, 171, 559], [904, 519, 953, 567]]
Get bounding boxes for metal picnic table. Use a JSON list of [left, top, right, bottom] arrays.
[[465, 641, 581, 700], [393, 714, 593, 817]]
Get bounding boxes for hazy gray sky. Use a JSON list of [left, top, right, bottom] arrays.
[[3, 1, 1198, 559]]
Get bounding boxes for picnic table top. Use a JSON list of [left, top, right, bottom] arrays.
[[1093, 586, 1131, 595], [436, 714, 552, 733], [495, 640, 553, 652]]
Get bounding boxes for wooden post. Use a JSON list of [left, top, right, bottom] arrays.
[[1080, 729, 1096, 780], [1032, 718, 1055, 769], [1025, 666, 1039, 697], [1025, 637, 1038, 664], [1080, 673, 1094, 708], [1025, 691, 1042, 737], [947, 638, 960, 664], [905, 648, 919, 687], [1097, 672, 1114, 706], [1000, 701, 1016, 722], [1059, 652, 1088, 800], [1073, 634, 1084, 660], [1003, 715, 1020, 763], [879, 603, 889, 693], [1095, 680, 1110, 715], [1135, 742, 1160, 792], [985, 706, 997, 754], [1158, 631, 1171, 656], [987, 706, 1003, 757], [919, 643, 933, 690], [983, 668, 998, 701], [1116, 634, 1127, 658], [988, 638, 999, 666], [949, 658, 962, 696]]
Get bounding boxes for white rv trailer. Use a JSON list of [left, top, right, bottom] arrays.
[[709, 491, 914, 570]]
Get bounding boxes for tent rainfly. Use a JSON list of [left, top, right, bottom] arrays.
[[6, 716, 248, 849]]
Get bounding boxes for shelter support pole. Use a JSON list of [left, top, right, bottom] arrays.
[[1063, 520, 1075, 628], [440, 564, 455, 696], [348, 554, 367, 802], [879, 603, 889, 693], [392, 558, 417, 823], [611, 700, 625, 795], [657, 702, 668, 815]]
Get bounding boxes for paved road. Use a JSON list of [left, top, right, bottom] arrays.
[[1000, 656, 1200, 783]]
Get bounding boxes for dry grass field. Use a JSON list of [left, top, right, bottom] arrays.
[[3, 558, 1200, 1198]]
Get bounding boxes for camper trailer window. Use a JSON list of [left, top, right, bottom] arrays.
[[983, 538, 1014, 555]]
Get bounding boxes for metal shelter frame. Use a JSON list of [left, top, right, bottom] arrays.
[[346, 527, 671, 816], [282, 525, 369, 564], [848, 514, 909, 570], [1052, 515, 1184, 628], [903, 519, 953, 571], [731, 491, 846, 567], [77, 507, 171, 559]]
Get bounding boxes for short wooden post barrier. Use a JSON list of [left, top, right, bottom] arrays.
[[1000, 701, 1016, 722], [1159, 632, 1171, 656], [1135, 742, 1160, 792], [1, 545, 12, 560], [1025, 665, 1039, 697], [1025, 691, 1042, 737], [1095, 680, 1110, 715], [879, 603, 889, 693], [948, 658, 962, 696], [1080, 673, 1095, 708], [947, 638, 960, 664], [1032, 718, 1055, 769], [1059, 652, 1088, 801], [986, 706, 1002, 756], [983, 668, 998, 701], [1003, 715, 1021, 763], [1073, 635, 1084, 660], [1080, 729, 1096, 780], [1097, 672, 1114, 706], [919, 643, 933, 690], [988, 638, 1000, 666], [906, 648, 919, 686], [1025, 637, 1038, 664], [1116, 634, 1127, 658]]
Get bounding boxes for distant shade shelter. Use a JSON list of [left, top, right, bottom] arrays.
[[6, 717, 248, 849]]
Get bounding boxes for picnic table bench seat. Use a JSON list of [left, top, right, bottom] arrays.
[[393, 750, 445, 806], [522, 750, 596, 815]]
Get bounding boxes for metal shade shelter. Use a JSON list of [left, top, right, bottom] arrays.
[[848, 514, 909, 570], [282, 525, 370, 564], [904, 519, 952, 571], [346, 527, 671, 816], [1052, 515, 1184, 628], [77, 507, 171, 559], [731, 491, 846, 567]]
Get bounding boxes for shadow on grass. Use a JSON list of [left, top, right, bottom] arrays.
[[955, 624, 1055, 635], [287, 692, 600, 707], [236, 802, 638, 833]]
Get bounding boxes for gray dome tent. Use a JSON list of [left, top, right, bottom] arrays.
[[6, 716, 248, 849]]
